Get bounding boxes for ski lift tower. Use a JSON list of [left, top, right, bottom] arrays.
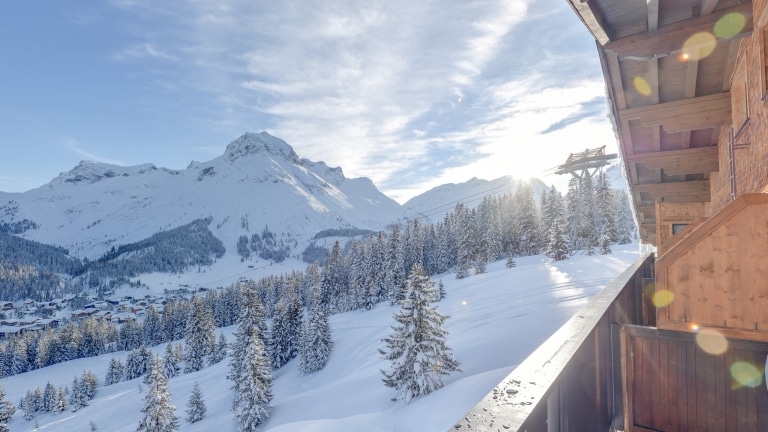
[[555, 146, 617, 248]]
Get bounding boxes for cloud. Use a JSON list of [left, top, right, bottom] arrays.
[[107, 0, 610, 202], [112, 43, 177, 62], [64, 139, 125, 165]]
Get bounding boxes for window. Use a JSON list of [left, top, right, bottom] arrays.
[[672, 223, 688, 235]]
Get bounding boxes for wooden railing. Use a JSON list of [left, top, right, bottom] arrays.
[[448, 253, 656, 432]]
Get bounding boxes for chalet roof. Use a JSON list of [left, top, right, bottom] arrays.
[[567, 0, 751, 244]]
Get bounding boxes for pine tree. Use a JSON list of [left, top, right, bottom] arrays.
[[547, 220, 570, 261], [184, 296, 216, 373], [105, 357, 125, 385], [69, 376, 84, 412], [437, 280, 446, 301], [298, 307, 333, 375], [268, 294, 302, 369], [21, 390, 35, 420], [505, 251, 516, 268], [380, 264, 461, 402], [0, 383, 14, 432], [43, 382, 57, 412], [233, 332, 273, 431], [208, 332, 227, 366], [53, 387, 67, 414], [228, 286, 268, 401], [185, 382, 206, 424], [137, 356, 179, 432], [163, 343, 178, 379], [80, 370, 98, 401], [600, 230, 612, 255]]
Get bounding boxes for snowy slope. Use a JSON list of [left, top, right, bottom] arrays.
[[402, 176, 549, 223], [1, 244, 643, 432], [0, 133, 405, 259]]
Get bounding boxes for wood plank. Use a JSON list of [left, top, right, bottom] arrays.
[[627, 147, 719, 175], [620, 92, 730, 119], [677, 342, 688, 432], [568, 0, 610, 45], [686, 342, 697, 428], [621, 327, 633, 432], [649, 57, 660, 105], [604, 3, 752, 60], [745, 350, 758, 431], [606, 52, 628, 111], [659, 338, 670, 430], [668, 338, 680, 432], [714, 351, 725, 432], [725, 349, 737, 431], [634, 180, 710, 198], [647, 0, 659, 31], [735, 350, 747, 431]]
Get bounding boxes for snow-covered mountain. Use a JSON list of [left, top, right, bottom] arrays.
[[403, 175, 549, 223], [0, 132, 405, 259]]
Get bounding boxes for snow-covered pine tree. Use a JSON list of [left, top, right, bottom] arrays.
[[385, 225, 406, 304], [319, 241, 348, 312], [52, 387, 67, 414], [505, 250, 516, 268], [437, 279, 446, 301], [105, 357, 125, 385], [380, 264, 461, 402], [68, 376, 84, 412], [137, 356, 179, 432], [233, 331, 273, 431], [268, 293, 302, 369], [600, 230, 612, 255], [143, 306, 164, 347], [454, 204, 473, 280], [185, 382, 206, 424], [0, 384, 13, 431], [184, 296, 216, 373], [163, 343, 178, 379], [547, 220, 570, 261], [21, 390, 35, 420], [208, 332, 227, 365], [298, 307, 333, 375], [43, 382, 56, 412], [80, 370, 98, 401], [228, 286, 268, 400], [126, 346, 150, 380]]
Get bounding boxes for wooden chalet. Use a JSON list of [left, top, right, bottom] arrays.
[[451, 1, 768, 431]]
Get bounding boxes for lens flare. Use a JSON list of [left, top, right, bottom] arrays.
[[690, 323, 700, 332], [695, 328, 728, 355], [714, 12, 746, 39], [633, 76, 652, 96], [652, 290, 675, 308], [682, 32, 716, 60], [730, 362, 763, 388]]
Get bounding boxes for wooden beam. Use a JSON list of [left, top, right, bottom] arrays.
[[628, 147, 719, 175], [648, 0, 659, 31], [634, 180, 710, 199], [566, 0, 610, 44], [701, 0, 720, 17], [605, 3, 752, 60], [619, 92, 731, 132]]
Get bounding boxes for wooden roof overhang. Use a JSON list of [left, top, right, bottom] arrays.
[[567, 0, 753, 245]]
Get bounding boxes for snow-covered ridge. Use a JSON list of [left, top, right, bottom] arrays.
[[0, 132, 405, 259]]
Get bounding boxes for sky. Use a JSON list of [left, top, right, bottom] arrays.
[[0, 0, 618, 203]]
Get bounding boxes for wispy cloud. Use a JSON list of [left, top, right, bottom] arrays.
[[109, 0, 610, 202], [64, 139, 125, 165], [112, 43, 177, 62]]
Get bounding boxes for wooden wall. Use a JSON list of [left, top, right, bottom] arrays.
[[622, 325, 768, 432], [706, 0, 768, 216], [655, 202, 706, 255], [656, 194, 768, 343]]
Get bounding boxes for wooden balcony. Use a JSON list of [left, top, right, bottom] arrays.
[[449, 253, 656, 431]]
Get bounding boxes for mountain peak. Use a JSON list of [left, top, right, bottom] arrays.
[[224, 132, 299, 163], [50, 161, 159, 187]]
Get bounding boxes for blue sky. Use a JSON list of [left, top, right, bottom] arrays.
[[0, 0, 617, 203]]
